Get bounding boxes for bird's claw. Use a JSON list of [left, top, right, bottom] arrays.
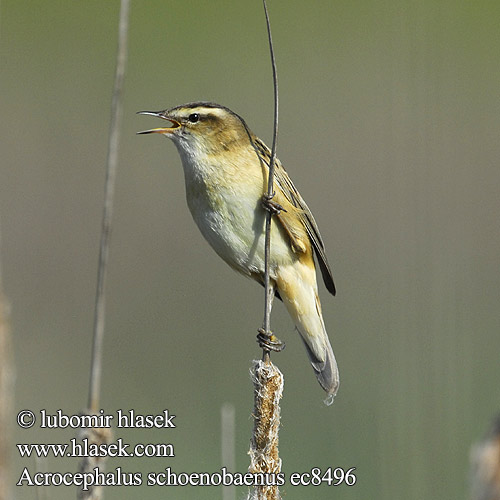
[[257, 328, 286, 353], [261, 193, 286, 215]]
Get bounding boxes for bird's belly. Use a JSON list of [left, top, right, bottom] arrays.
[[186, 182, 292, 277]]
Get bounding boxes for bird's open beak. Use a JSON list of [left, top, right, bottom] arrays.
[[136, 111, 181, 135]]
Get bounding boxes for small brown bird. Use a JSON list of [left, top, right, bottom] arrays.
[[138, 102, 339, 399]]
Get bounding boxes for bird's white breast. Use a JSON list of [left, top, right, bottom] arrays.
[[175, 144, 292, 277]]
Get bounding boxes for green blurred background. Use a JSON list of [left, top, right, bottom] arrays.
[[1, 1, 499, 499]]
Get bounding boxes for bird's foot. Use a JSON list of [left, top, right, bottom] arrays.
[[257, 328, 286, 353], [261, 193, 286, 215]]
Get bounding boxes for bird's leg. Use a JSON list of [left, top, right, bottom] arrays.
[[257, 328, 285, 354], [257, 285, 285, 354], [261, 192, 286, 215]]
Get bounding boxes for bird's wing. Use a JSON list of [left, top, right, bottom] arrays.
[[253, 137, 336, 296]]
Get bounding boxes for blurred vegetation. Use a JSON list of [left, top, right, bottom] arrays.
[[1, 1, 499, 499]]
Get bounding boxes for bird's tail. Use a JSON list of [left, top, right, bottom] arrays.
[[299, 330, 339, 403], [276, 262, 340, 401]]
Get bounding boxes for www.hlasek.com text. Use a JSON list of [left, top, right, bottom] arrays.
[[17, 438, 174, 459]]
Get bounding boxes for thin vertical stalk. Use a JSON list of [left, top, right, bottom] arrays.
[[0, 9, 15, 500], [247, 4, 283, 500], [0, 226, 14, 500], [88, 0, 130, 413], [262, 0, 279, 350], [221, 403, 236, 500]]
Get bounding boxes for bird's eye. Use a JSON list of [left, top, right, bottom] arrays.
[[188, 113, 199, 123]]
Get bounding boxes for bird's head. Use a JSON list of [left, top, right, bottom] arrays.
[[138, 102, 252, 156]]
